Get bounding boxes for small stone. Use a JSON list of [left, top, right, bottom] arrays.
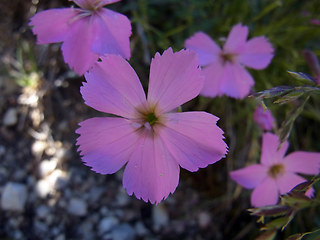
[[3, 108, 18, 126], [115, 188, 130, 207], [35, 179, 51, 198], [135, 221, 149, 236], [0, 145, 6, 156], [99, 206, 110, 216], [1, 182, 27, 212], [55, 234, 65, 240], [79, 220, 94, 239], [48, 169, 67, 190], [38, 159, 57, 178], [98, 216, 119, 235], [34, 220, 48, 235], [87, 187, 104, 204], [152, 204, 169, 231], [13, 230, 23, 240], [110, 224, 136, 240], [67, 198, 87, 216], [36, 205, 50, 219], [32, 140, 47, 156], [198, 212, 211, 229]]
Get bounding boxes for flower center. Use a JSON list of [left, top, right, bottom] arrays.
[[74, 0, 104, 12], [268, 164, 285, 178], [145, 112, 158, 126], [220, 52, 236, 64]]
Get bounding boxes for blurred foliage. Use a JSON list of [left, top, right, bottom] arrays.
[[8, 40, 41, 88]]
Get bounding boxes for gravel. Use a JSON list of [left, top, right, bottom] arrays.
[[1, 182, 27, 212], [67, 198, 88, 216]]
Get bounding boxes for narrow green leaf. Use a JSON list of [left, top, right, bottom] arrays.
[[255, 230, 277, 240]]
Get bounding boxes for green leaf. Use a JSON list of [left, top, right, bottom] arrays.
[[278, 96, 310, 144], [261, 217, 289, 230], [255, 230, 277, 240], [248, 205, 291, 218], [273, 91, 304, 104], [286, 233, 305, 240], [287, 71, 316, 85], [252, 86, 294, 100], [287, 229, 320, 240], [303, 229, 320, 240]]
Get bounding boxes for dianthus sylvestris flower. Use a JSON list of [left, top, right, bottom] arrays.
[[185, 24, 274, 99], [253, 105, 275, 131], [76, 48, 228, 204], [230, 133, 320, 207], [29, 0, 131, 75]]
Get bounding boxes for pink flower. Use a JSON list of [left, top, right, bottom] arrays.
[[185, 24, 274, 99], [253, 105, 275, 131], [76, 48, 228, 204], [230, 133, 320, 207], [29, 0, 131, 75], [310, 19, 320, 25]]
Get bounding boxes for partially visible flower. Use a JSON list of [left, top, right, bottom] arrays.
[[29, 0, 131, 75], [230, 133, 320, 207], [185, 23, 274, 99], [253, 105, 275, 131], [76, 48, 228, 204], [310, 19, 320, 25]]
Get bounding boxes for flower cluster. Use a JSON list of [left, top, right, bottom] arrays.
[[29, 0, 320, 206], [230, 133, 320, 207]]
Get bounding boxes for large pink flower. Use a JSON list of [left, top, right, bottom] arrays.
[[230, 133, 320, 207], [29, 0, 131, 75], [185, 23, 274, 99], [76, 48, 228, 204]]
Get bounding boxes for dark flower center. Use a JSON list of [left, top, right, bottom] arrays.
[[220, 52, 236, 64], [145, 112, 158, 126], [268, 164, 285, 178]]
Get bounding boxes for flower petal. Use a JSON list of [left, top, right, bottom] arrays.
[[73, 0, 91, 8], [76, 117, 140, 174], [147, 48, 203, 113], [282, 152, 320, 175], [159, 112, 227, 172], [82, 55, 147, 118], [261, 133, 289, 166], [230, 164, 268, 189], [91, 8, 131, 59], [61, 16, 98, 74], [224, 23, 248, 54], [200, 60, 224, 97], [29, 9, 77, 44], [123, 134, 180, 204], [276, 172, 307, 195], [219, 62, 254, 99], [184, 32, 221, 66], [253, 106, 275, 131], [100, 0, 121, 6], [238, 36, 274, 69], [251, 177, 279, 207]]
